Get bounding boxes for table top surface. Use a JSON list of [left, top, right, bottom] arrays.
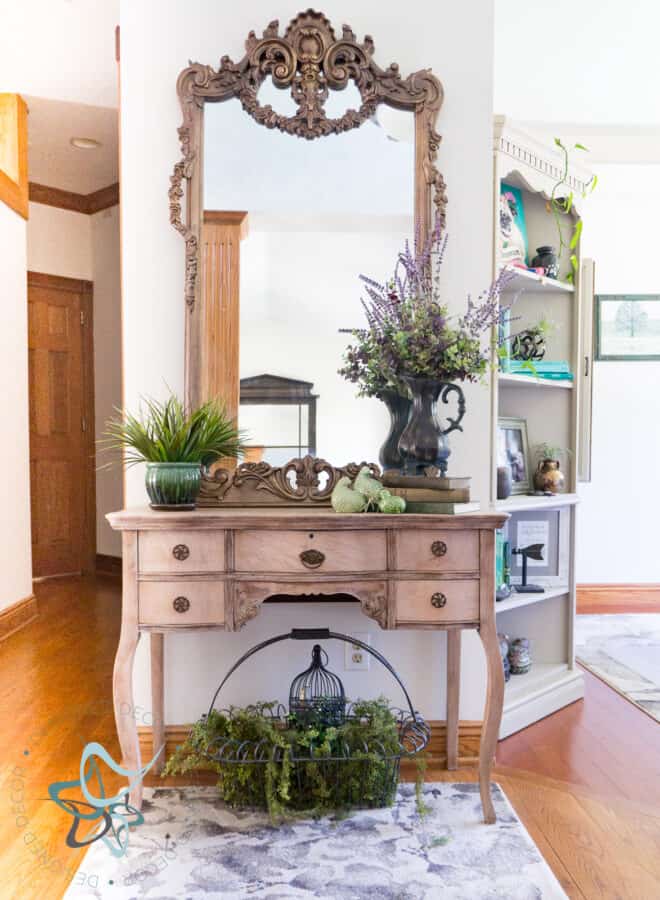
[[107, 506, 509, 531]]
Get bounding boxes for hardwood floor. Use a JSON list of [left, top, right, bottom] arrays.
[[0, 576, 658, 899]]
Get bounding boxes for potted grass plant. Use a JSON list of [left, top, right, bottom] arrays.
[[102, 394, 245, 509]]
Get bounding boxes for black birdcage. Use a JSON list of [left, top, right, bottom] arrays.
[[288, 643, 346, 727]]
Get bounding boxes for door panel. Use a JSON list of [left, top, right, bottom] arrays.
[[28, 273, 93, 577], [577, 258, 595, 482]]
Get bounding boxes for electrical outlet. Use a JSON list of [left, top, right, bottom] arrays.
[[344, 632, 371, 671]]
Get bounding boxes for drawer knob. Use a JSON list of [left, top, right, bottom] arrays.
[[172, 544, 190, 561], [431, 540, 447, 558], [173, 596, 190, 613], [431, 592, 447, 608], [300, 549, 325, 569]]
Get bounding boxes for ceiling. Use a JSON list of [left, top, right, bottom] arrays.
[[26, 96, 119, 194], [518, 122, 660, 166]]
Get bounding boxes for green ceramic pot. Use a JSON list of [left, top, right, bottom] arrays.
[[145, 462, 202, 510]]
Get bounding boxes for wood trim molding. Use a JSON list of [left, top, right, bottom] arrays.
[[27, 270, 93, 294], [0, 594, 38, 642], [137, 720, 482, 782], [96, 554, 122, 578], [29, 181, 119, 214], [0, 94, 29, 219], [577, 583, 660, 614]]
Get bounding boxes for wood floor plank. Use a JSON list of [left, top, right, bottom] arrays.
[[1, 576, 659, 899]]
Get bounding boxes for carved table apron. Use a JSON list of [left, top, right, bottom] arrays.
[[107, 507, 507, 824]]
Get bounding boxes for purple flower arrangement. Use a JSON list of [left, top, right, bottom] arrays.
[[339, 220, 515, 398]]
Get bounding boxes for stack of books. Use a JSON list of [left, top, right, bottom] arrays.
[[381, 472, 479, 514], [508, 360, 573, 381]]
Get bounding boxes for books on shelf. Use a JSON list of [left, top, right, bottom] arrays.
[[405, 501, 481, 515], [382, 473, 471, 491], [507, 360, 573, 381], [388, 487, 470, 503]]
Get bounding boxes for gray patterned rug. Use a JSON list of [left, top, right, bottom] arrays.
[[576, 613, 660, 722], [64, 784, 565, 899]]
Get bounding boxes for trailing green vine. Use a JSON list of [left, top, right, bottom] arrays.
[[550, 138, 597, 282]]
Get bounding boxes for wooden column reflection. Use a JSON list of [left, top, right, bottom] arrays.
[[200, 210, 249, 422]]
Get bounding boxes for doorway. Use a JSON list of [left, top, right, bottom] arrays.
[[28, 271, 95, 578]]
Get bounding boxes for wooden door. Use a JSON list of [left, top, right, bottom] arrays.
[[28, 272, 95, 577]]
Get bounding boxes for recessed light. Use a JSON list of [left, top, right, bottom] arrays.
[[70, 137, 102, 150]]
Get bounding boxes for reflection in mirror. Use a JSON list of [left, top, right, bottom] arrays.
[[203, 83, 414, 466], [239, 374, 317, 467]]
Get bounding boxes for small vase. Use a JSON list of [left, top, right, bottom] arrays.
[[533, 458, 565, 494], [145, 461, 202, 509], [497, 464, 513, 500], [378, 390, 412, 472], [531, 245, 559, 279], [508, 638, 532, 675], [397, 377, 466, 477]]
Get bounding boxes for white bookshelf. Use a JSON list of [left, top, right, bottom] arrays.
[[492, 117, 595, 738]]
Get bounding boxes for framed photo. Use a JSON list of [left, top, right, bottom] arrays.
[[596, 295, 660, 361], [499, 182, 528, 266], [497, 416, 531, 494]]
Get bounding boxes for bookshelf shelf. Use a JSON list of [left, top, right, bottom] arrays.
[[501, 266, 575, 294], [498, 372, 574, 390], [495, 584, 569, 614], [494, 492, 579, 513]]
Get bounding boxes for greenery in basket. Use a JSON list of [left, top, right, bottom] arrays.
[[100, 393, 245, 468], [163, 698, 423, 821], [339, 219, 517, 398]]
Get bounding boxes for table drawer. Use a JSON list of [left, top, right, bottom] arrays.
[[139, 531, 225, 574], [395, 580, 479, 625], [139, 581, 225, 626], [394, 530, 478, 573], [234, 530, 387, 573]]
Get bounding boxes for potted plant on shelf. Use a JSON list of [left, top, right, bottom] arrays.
[[532, 442, 572, 494], [339, 221, 517, 475], [102, 394, 245, 509]]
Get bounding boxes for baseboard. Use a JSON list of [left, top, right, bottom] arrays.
[[0, 594, 38, 642], [96, 553, 122, 578], [137, 720, 482, 784], [577, 583, 660, 614]]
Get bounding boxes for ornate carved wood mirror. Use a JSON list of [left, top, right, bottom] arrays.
[[171, 10, 445, 505]]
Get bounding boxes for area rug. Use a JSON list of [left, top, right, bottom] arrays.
[[64, 783, 566, 899], [575, 613, 660, 723]]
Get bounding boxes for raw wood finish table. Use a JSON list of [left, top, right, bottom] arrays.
[[107, 507, 508, 823]]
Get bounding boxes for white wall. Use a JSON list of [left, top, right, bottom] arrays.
[[494, 0, 660, 126], [27, 202, 122, 556], [27, 203, 92, 279], [0, 203, 32, 611], [577, 164, 660, 583], [0, 1, 118, 108], [119, 0, 494, 723]]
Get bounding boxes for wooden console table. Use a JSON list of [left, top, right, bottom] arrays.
[[108, 507, 507, 823]]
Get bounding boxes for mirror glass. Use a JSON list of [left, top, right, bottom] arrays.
[[203, 80, 415, 466]]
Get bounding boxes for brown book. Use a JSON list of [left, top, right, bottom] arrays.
[[389, 487, 470, 503], [382, 472, 471, 491]]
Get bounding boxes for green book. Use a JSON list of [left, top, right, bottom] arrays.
[[405, 501, 481, 514]]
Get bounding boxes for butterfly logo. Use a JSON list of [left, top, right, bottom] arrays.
[[48, 741, 163, 857]]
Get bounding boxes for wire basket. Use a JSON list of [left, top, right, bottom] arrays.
[[199, 628, 430, 812]]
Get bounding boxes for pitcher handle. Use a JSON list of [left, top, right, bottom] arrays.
[[439, 383, 466, 436]]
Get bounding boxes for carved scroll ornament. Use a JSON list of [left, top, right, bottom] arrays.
[[199, 455, 380, 507], [171, 9, 446, 311]]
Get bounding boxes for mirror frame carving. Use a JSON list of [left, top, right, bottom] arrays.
[[170, 9, 446, 505]]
